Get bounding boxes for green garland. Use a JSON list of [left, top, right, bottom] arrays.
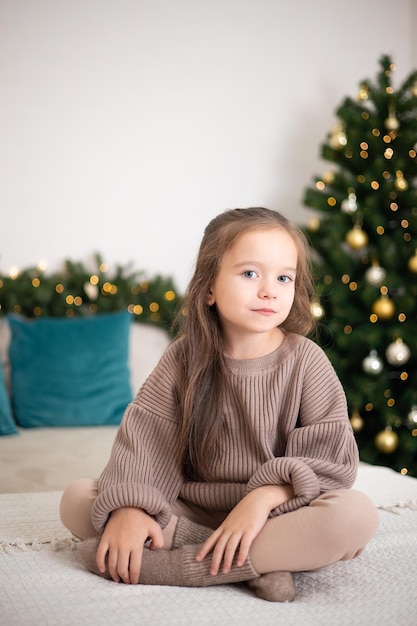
[[0, 253, 182, 335]]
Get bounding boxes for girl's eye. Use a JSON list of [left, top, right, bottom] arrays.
[[277, 275, 292, 283], [243, 270, 257, 279]]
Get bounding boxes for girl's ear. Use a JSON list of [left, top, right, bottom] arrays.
[[207, 290, 215, 306]]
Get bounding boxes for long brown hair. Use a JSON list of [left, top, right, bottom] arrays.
[[174, 207, 315, 480]]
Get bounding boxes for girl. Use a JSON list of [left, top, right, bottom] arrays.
[[60, 207, 379, 602]]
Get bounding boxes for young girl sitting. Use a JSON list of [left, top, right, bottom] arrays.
[[60, 207, 379, 602]]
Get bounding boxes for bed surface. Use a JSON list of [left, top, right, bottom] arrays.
[[1, 463, 417, 626]]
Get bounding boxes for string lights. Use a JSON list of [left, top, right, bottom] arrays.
[[0, 253, 182, 335]]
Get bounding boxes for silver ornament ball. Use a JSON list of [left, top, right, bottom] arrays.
[[365, 264, 386, 287], [385, 339, 411, 366], [407, 406, 417, 426], [341, 192, 358, 214], [363, 350, 384, 375]]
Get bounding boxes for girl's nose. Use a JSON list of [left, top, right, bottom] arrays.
[[258, 282, 277, 299]]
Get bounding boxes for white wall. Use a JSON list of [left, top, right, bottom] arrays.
[[1, 0, 415, 292]]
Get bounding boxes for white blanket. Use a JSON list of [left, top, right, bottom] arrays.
[[1, 464, 417, 626], [353, 462, 417, 510]]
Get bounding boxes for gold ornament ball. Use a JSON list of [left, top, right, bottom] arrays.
[[350, 411, 364, 433], [375, 429, 399, 454], [308, 217, 320, 232], [323, 170, 335, 184], [329, 124, 347, 149], [358, 84, 369, 101], [384, 114, 400, 131], [372, 297, 395, 320], [408, 252, 417, 273], [345, 226, 368, 249], [395, 176, 408, 191]]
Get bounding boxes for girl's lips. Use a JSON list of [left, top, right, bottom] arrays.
[[253, 308, 276, 315]]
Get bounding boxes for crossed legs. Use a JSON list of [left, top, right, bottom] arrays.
[[60, 480, 379, 598]]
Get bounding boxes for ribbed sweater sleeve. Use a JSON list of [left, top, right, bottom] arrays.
[[91, 343, 183, 532], [246, 337, 358, 515]]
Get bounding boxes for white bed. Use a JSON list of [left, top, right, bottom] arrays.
[[1, 323, 417, 624], [1, 462, 417, 626]]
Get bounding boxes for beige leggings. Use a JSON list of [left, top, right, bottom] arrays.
[[60, 479, 379, 574]]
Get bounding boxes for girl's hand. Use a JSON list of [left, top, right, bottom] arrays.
[[96, 507, 164, 584], [196, 484, 293, 575]]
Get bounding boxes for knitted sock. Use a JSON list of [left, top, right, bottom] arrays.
[[139, 542, 259, 587], [77, 536, 258, 588], [76, 519, 214, 580], [77, 537, 112, 579], [247, 571, 295, 602], [171, 517, 213, 549], [77, 536, 293, 601]]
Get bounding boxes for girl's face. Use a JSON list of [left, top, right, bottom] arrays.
[[208, 227, 297, 348]]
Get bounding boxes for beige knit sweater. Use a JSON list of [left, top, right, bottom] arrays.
[[92, 332, 359, 532]]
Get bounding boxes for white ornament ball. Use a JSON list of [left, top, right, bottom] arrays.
[[362, 350, 384, 375], [341, 192, 358, 214], [83, 281, 99, 300], [365, 264, 386, 287], [407, 406, 417, 427], [385, 339, 411, 366], [310, 299, 324, 320]]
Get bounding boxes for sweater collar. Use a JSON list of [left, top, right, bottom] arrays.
[[225, 332, 300, 373]]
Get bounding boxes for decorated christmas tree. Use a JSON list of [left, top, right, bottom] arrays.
[[303, 55, 417, 476]]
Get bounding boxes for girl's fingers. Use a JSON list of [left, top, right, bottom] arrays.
[[116, 549, 133, 584], [128, 547, 143, 584], [220, 533, 242, 573], [208, 538, 227, 575], [199, 531, 253, 574], [196, 531, 220, 561], [236, 533, 252, 567], [148, 524, 164, 550], [209, 531, 239, 575], [96, 539, 110, 574], [107, 548, 121, 583], [95, 540, 144, 585]]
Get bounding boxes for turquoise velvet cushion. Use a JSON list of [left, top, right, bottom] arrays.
[[8, 311, 132, 428], [0, 359, 18, 435]]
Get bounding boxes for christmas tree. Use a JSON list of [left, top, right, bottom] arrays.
[[303, 54, 417, 476]]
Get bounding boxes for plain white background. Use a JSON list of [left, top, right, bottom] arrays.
[[1, 0, 416, 292]]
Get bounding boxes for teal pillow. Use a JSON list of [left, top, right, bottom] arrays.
[[0, 358, 18, 435], [8, 311, 132, 428]]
